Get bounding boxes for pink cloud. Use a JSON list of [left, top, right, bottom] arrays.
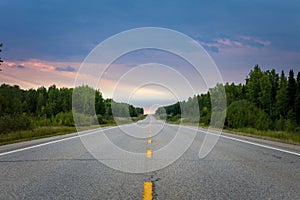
[[216, 38, 234, 46], [1, 59, 81, 89]]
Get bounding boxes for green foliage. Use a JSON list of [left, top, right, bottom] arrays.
[[0, 114, 32, 134], [224, 83, 244, 105], [155, 65, 300, 134], [295, 72, 300, 125], [276, 71, 288, 118], [54, 112, 74, 126], [0, 84, 144, 133], [0, 126, 76, 145], [72, 85, 95, 115], [246, 65, 263, 107], [226, 100, 270, 130], [287, 70, 296, 112]]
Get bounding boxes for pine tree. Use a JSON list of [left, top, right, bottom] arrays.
[[287, 70, 296, 112], [295, 72, 300, 125], [246, 65, 263, 107], [276, 71, 288, 118], [258, 72, 272, 112], [267, 69, 279, 120]]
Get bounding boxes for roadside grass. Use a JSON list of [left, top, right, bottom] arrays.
[[0, 115, 147, 146], [227, 127, 300, 145], [4, 114, 298, 146], [156, 115, 300, 145], [0, 126, 76, 145]]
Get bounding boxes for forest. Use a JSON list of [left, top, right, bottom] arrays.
[[0, 84, 144, 134], [156, 65, 300, 134]]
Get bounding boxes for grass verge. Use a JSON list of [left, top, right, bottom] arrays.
[[226, 127, 300, 145], [0, 126, 76, 146], [157, 115, 300, 145], [0, 115, 147, 146]]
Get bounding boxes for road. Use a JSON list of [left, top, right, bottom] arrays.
[[1, 116, 300, 199]]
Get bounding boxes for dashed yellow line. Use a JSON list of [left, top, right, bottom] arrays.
[[143, 127, 153, 199], [142, 182, 153, 200], [146, 150, 152, 158]]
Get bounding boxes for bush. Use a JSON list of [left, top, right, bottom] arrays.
[[0, 114, 32, 134], [97, 115, 115, 124], [226, 100, 270, 130], [55, 112, 74, 126], [158, 114, 167, 120], [167, 114, 181, 122], [73, 113, 98, 126]]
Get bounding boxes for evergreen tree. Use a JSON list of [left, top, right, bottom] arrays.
[[267, 69, 279, 120], [287, 70, 296, 112], [258, 72, 272, 113], [295, 72, 300, 125], [246, 65, 263, 107], [276, 71, 288, 118], [36, 86, 47, 114]]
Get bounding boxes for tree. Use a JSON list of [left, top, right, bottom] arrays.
[[225, 83, 243, 106], [226, 100, 270, 130], [72, 85, 95, 115], [266, 69, 279, 120], [25, 89, 37, 114], [258, 72, 272, 113], [295, 72, 300, 125], [287, 70, 296, 112], [58, 88, 72, 112], [136, 107, 144, 116], [36, 86, 47, 114], [276, 71, 288, 118], [95, 90, 105, 115], [246, 65, 263, 107], [45, 85, 60, 117], [129, 105, 137, 117]]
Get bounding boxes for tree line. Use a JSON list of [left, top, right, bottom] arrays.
[[0, 84, 144, 134], [156, 65, 300, 133]]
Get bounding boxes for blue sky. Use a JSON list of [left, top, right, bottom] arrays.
[[1, 0, 300, 111]]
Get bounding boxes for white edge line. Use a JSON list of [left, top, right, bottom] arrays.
[[179, 125, 300, 157], [0, 125, 123, 157], [1, 123, 299, 157]]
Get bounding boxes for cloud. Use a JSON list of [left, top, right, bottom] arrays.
[[14, 65, 25, 69], [196, 35, 271, 53], [217, 36, 271, 49], [196, 40, 220, 53], [55, 65, 76, 72], [203, 45, 219, 53], [239, 36, 271, 48], [1, 59, 81, 89]]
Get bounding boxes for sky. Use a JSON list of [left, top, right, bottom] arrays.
[[1, 0, 300, 113]]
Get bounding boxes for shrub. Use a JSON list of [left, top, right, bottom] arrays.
[[226, 100, 270, 130], [55, 112, 74, 126], [0, 114, 32, 134]]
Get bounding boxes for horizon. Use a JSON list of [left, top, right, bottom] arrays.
[[1, 64, 298, 115]]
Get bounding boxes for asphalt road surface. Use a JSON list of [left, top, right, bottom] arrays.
[[1, 116, 300, 199]]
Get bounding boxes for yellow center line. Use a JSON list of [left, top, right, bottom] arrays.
[[146, 150, 152, 158], [148, 133, 152, 137], [142, 182, 153, 200], [147, 139, 152, 144]]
